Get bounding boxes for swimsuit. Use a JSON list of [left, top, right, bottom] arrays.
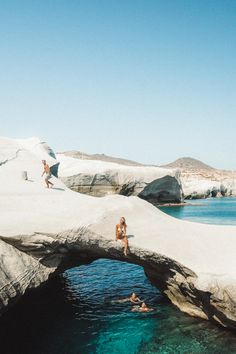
[[45, 172, 52, 181], [117, 226, 125, 238]]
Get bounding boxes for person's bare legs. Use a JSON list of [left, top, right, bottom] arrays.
[[48, 180, 54, 188], [45, 179, 54, 188], [123, 238, 128, 256]]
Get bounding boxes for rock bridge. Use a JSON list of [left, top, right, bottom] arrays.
[[0, 137, 236, 331]]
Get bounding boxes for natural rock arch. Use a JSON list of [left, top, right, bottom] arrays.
[[1, 227, 236, 331], [1, 137, 236, 333]]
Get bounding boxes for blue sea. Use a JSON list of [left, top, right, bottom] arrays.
[[0, 197, 236, 354], [160, 197, 236, 226]]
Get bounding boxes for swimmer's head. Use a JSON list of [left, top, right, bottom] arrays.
[[42, 160, 46, 165], [141, 302, 146, 308], [131, 292, 136, 298]]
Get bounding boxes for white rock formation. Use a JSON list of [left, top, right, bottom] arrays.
[[182, 176, 236, 199], [0, 137, 236, 330], [57, 153, 183, 204], [163, 157, 236, 199]]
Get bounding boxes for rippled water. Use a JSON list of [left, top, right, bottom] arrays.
[[0, 198, 236, 353]]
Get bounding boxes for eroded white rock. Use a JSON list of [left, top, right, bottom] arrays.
[[57, 153, 183, 204], [0, 138, 236, 330], [163, 157, 236, 199]]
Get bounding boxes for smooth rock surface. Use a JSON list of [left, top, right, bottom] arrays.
[[1, 137, 236, 330], [57, 153, 183, 204]]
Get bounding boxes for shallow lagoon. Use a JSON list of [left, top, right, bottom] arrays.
[[0, 198, 236, 354]]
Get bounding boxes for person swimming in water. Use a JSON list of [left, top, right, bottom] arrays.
[[132, 302, 154, 312], [115, 217, 128, 256], [129, 292, 142, 304], [112, 292, 142, 304]]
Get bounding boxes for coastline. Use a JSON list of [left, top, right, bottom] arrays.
[[158, 195, 236, 208], [1, 137, 236, 332]]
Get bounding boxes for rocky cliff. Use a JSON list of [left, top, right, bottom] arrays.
[[57, 154, 183, 204], [1, 138, 236, 331], [163, 157, 236, 199]]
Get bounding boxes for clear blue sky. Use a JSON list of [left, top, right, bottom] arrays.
[[0, 0, 236, 169]]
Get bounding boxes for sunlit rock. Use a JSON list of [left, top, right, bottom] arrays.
[[57, 153, 183, 204], [0, 138, 236, 331], [163, 157, 236, 199]]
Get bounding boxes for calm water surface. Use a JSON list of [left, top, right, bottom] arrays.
[[160, 197, 236, 225], [0, 197, 236, 354]]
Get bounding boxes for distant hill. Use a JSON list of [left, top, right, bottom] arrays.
[[162, 157, 214, 171], [58, 150, 144, 166], [58, 152, 217, 172]]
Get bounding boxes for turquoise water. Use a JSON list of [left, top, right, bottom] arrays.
[[160, 197, 236, 225], [0, 197, 236, 353]]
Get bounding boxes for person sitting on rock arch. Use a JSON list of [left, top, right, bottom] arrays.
[[115, 217, 128, 256]]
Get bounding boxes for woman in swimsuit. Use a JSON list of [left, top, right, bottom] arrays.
[[115, 217, 128, 256]]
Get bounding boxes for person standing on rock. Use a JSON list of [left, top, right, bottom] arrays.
[[41, 160, 54, 188], [115, 217, 128, 256]]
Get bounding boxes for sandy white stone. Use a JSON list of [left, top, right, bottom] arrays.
[[0, 137, 236, 329], [57, 153, 183, 203]]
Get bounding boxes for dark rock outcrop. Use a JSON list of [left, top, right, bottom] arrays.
[[138, 176, 182, 204]]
